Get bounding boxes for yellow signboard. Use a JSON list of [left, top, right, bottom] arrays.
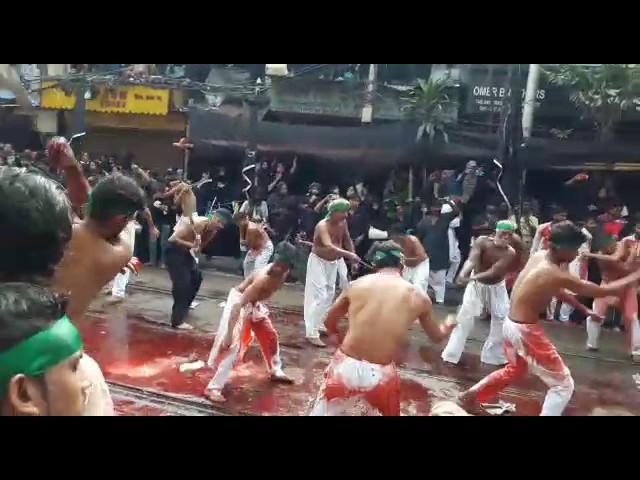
[[41, 82, 170, 115]]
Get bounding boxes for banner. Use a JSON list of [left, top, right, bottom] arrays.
[[41, 82, 169, 115]]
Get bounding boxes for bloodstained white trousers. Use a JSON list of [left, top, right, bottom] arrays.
[[402, 259, 430, 296], [304, 253, 340, 339], [441, 279, 509, 365], [206, 289, 285, 391]]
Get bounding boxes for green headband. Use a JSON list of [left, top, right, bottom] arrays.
[[496, 220, 516, 232], [326, 198, 351, 219], [372, 249, 404, 264], [0, 316, 83, 397]]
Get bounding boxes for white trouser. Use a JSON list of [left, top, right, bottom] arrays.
[[446, 248, 462, 284], [402, 259, 430, 296], [337, 258, 349, 292], [304, 253, 339, 339], [111, 221, 137, 298], [429, 269, 447, 304], [549, 257, 581, 322], [442, 279, 509, 365], [243, 240, 274, 277], [80, 354, 114, 416], [586, 289, 640, 355]]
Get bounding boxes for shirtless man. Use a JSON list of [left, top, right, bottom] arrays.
[[304, 198, 359, 347], [460, 221, 640, 416], [166, 209, 231, 329], [205, 242, 297, 403], [583, 224, 640, 360], [233, 211, 274, 278], [441, 221, 518, 366], [389, 225, 430, 295], [309, 240, 456, 416]]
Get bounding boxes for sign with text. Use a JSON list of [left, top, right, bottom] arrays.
[[467, 84, 546, 114], [41, 83, 170, 115]]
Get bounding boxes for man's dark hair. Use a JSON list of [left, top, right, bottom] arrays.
[[0, 283, 68, 352], [273, 241, 297, 265], [232, 211, 248, 223], [388, 223, 407, 236], [89, 173, 145, 221], [0, 168, 72, 281], [367, 240, 403, 269], [551, 204, 568, 216], [549, 221, 586, 249]]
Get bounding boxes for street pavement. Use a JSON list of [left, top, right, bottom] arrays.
[[80, 266, 640, 416]]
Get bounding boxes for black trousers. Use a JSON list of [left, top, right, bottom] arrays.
[[165, 244, 203, 327]]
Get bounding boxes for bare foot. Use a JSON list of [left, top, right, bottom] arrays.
[[586, 346, 599, 352], [189, 301, 200, 310], [175, 323, 194, 331], [204, 389, 226, 403], [106, 295, 125, 304], [458, 389, 479, 412], [271, 371, 295, 384], [306, 337, 326, 348]]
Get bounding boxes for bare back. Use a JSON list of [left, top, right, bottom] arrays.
[[312, 218, 348, 261], [245, 221, 269, 252], [55, 222, 133, 321], [340, 272, 432, 365], [237, 265, 286, 304], [509, 251, 569, 324]]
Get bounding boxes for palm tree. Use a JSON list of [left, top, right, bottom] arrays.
[[545, 64, 640, 142], [401, 77, 452, 143]]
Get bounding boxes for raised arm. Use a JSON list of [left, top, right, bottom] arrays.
[[50, 142, 90, 216], [560, 268, 640, 298]]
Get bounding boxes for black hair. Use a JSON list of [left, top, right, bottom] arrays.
[[367, 240, 403, 269], [232, 211, 248, 223], [549, 221, 586, 249], [273, 241, 297, 266], [0, 168, 72, 281], [388, 223, 407, 236], [0, 283, 68, 352], [551, 204, 568, 216], [213, 208, 233, 225], [89, 173, 145, 221]]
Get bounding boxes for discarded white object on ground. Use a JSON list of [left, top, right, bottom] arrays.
[[179, 361, 205, 373], [480, 400, 516, 416]]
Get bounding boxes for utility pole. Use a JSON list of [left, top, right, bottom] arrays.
[[522, 64, 541, 140], [361, 63, 377, 124]]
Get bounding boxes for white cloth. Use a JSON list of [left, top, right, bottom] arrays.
[[243, 240, 274, 278], [337, 258, 349, 292], [446, 218, 461, 283], [441, 279, 509, 365], [304, 252, 340, 339], [110, 221, 137, 298], [402, 259, 430, 295], [80, 354, 114, 416], [429, 269, 447, 304]]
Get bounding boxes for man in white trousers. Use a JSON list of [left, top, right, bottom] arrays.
[[304, 198, 359, 347], [389, 225, 430, 295], [583, 228, 640, 361], [460, 221, 640, 416], [233, 211, 273, 277], [205, 242, 296, 403], [446, 215, 462, 285], [442, 221, 518, 366]]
